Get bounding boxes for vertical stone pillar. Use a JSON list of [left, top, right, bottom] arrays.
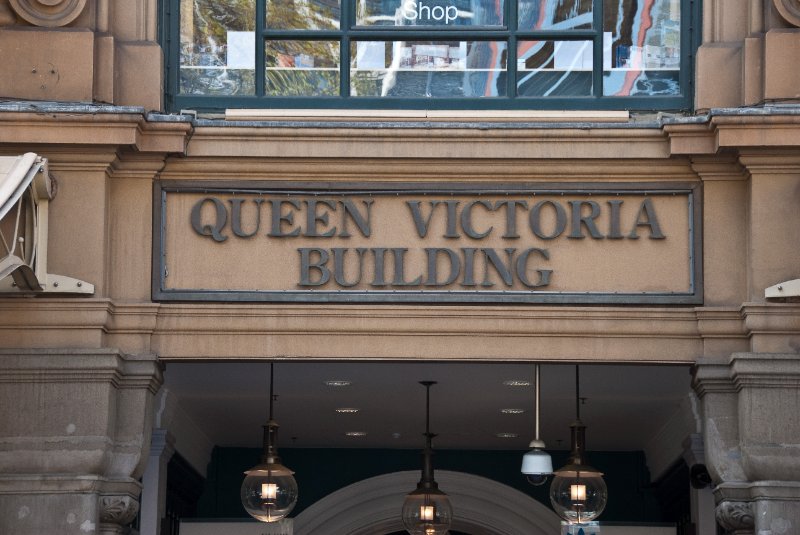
[[0, 349, 162, 535], [139, 429, 175, 535], [693, 353, 800, 535]]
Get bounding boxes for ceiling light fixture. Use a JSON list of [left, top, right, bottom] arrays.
[[549, 365, 607, 525], [401, 381, 452, 535], [324, 380, 352, 387], [345, 431, 367, 437], [240, 363, 298, 523], [335, 408, 360, 413], [521, 363, 553, 486], [503, 379, 532, 387]]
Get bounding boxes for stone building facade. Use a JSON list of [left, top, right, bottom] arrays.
[[1, 1, 800, 534]]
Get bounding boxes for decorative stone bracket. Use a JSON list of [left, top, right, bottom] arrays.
[[100, 495, 140, 527], [716, 501, 755, 534]]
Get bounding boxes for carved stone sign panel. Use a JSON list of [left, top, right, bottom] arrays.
[[153, 182, 702, 304]]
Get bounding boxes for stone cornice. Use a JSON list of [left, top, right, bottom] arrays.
[[737, 151, 800, 174], [3, 104, 800, 161], [694, 352, 800, 396], [689, 156, 749, 181], [665, 111, 800, 155], [743, 302, 800, 335], [0, 348, 160, 392], [0, 108, 190, 155]]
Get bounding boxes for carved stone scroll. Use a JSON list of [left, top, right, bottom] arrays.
[[774, 0, 800, 27], [8, 0, 86, 27]]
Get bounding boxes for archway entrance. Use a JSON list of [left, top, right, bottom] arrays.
[[292, 470, 560, 535]]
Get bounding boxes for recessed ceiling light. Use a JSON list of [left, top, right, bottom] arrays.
[[335, 408, 360, 413], [324, 380, 352, 387], [496, 432, 519, 438], [502, 380, 531, 387], [500, 408, 526, 414], [345, 431, 367, 437]]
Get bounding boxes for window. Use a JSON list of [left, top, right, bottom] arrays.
[[166, 0, 698, 110]]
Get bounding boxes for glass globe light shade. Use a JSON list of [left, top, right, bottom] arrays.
[[549, 470, 607, 524], [521, 447, 553, 486], [240, 463, 298, 522], [402, 489, 453, 535]]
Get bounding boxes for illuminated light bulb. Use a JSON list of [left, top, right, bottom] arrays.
[[570, 484, 587, 501], [420, 505, 435, 521], [261, 483, 278, 500]]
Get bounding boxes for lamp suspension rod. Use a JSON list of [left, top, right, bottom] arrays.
[[575, 364, 580, 421], [269, 362, 274, 421], [425, 381, 431, 436], [534, 364, 541, 441]]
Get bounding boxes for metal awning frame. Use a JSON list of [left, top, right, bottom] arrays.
[[0, 153, 94, 295]]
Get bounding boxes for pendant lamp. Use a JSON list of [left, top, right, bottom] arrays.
[[401, 381, 453, 535], [549, 365, 607, 524], [240, 363, 299, 522], [521, 363, 553, 485]]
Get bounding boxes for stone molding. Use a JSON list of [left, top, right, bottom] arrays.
[[716, 501, 755, 533], [693, 352, 800, 395], [8, 0, 86, 27], [774, 0, 800, 27]]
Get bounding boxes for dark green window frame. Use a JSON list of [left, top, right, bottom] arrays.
[[163, 0, 701, 112]]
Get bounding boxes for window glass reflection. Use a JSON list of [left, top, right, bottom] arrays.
[[266, 40, 340, 96], [517, 40, 593, 96], [518, 0, 592, 31], [350, 41, 507, 97], [180, 0, 256, 95], [603, 0, 680, 96], [356, 0, 504, 28], [266, 0, 340, 30]]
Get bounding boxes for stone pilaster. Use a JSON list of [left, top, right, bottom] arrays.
[[693, 353, 800, 535], [0, 349, 162, 535]]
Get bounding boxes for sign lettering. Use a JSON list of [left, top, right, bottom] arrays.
[[155, 183, 701, 304]]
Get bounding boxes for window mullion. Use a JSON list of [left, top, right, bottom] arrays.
[[341, 0, 350, 98], [256, 0, 266, 97], [507, 0, 517, 99], [592, 0, 604, 98]]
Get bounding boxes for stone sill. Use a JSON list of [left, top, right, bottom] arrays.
[[224, 108, 632, 123]]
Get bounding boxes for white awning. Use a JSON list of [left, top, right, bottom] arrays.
[[0, 153, 93, 294]]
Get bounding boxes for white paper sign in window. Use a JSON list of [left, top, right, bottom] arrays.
[[227, 31, 256, 69], [356, 42, 385, 69]]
